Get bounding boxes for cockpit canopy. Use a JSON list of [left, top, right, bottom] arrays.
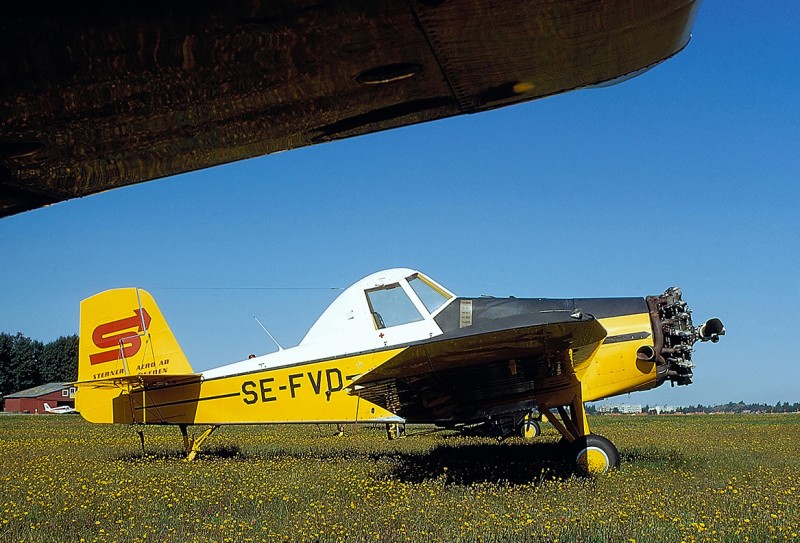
[[366, 273, 451, 329], [299, 268, 455, 352]]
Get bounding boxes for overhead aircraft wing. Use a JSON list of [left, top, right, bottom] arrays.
[[1, 0, 701, 217], [351, 317, 607, 421]]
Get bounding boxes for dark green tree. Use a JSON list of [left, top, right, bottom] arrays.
[[40, 335, 79, 382], [0, 333, 14, 400], [10, 333, 43, 392]]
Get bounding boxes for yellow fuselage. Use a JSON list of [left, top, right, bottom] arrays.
[[78, 312, 657, 426]]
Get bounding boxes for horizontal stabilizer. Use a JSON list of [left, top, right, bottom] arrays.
[[74, 374, 201, 390]]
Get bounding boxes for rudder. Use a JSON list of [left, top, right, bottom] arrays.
[[76, 288, 193, 422]]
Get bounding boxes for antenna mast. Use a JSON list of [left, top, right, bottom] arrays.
[[254, 317, 284, 351]]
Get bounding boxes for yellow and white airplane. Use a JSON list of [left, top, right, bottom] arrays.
[[76, 268, 723, 474]]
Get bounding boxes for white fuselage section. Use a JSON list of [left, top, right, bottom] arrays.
[[201, 268, 456, 379]]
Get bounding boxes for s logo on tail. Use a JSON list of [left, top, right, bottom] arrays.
[[89, 308, 151, 365]]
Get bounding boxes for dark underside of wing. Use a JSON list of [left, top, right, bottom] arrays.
[[352, 316, 606, 422], [1, 0, 700, 217]]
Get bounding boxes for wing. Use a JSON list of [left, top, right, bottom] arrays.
[[351, 318, 606, 422], [2, 0, 701, 217]]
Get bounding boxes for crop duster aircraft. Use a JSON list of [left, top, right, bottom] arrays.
[[76, 269, 724, 474]]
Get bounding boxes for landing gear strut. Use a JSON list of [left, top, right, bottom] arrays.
[[179, 424, 220, 461], [540, 392, 619, 475]]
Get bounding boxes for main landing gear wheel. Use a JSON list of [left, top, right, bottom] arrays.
[[571, 434, 620, 476], [519, 416, 541, 440]]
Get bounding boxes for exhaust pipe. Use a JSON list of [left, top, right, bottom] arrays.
[[698, 318, 725, 343], [636, 345, 656, 361]]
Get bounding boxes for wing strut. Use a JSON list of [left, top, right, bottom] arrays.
[[538, 389, 588, 443]]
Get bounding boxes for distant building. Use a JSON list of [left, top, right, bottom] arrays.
[[649, 405, 677, 415], [598, 403, 643, 415], [3, 383, 76, 414]]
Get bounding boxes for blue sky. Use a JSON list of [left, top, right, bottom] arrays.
[[1, 1, 798, 407]]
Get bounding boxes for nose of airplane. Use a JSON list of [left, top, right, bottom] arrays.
[[647, 288, 725, 387]]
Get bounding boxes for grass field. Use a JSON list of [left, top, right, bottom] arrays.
[[1, 413, 798, 542]]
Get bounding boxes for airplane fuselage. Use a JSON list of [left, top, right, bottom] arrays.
[[79, 296, 662, 426]]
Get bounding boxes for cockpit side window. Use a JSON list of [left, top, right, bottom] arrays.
[[365, 283, 424, 329], [407, 274, 451, 314]]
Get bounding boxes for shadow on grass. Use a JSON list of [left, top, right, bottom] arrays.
[[115, 439, 576, 485], [203, 444, 243, 459], [116, 441, 705, 483], [381, 442, 574, 486]]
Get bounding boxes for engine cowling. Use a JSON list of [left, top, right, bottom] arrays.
[[647, 288, 725, 386]]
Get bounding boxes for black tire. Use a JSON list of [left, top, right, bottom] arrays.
[[571, 434, 620, 475], [519, 418, 541, 440]]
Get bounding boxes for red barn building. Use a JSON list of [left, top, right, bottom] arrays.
[[3, 383, 76, 414]]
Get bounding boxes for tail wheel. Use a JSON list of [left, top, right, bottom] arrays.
[[571, 434, 620, 475], [519, 415, 541, 440]]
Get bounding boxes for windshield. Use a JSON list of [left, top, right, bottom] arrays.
[[407, 274, 451, 314], [366, 283, 424, 329]]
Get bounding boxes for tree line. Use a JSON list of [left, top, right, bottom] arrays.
[[674, 401, 800, 414], [0, 332, 78, 405], [592, 401, 800, 415]]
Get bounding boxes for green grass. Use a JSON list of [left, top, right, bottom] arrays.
[[1, 414, 798, 542]]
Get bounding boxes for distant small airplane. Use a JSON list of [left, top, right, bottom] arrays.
[[75, 269, 723, 474], [43, 402, 77, 414]]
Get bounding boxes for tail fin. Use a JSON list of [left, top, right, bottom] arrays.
[[76, 288, 194, 422], [43, 403, 52, 412]]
